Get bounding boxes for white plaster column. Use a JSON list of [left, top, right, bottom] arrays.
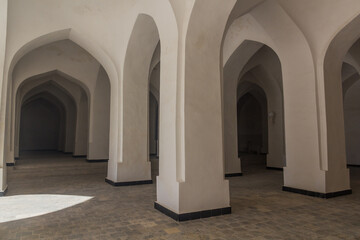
[[107, 14, 160, 184], [240, 2, 327, 194], [73, 92, 88, 157], [316, 19, 359, 194], [87, 67, 110, 161], [319, 59, 351, 193], [156, 0, 236, 218], [0, 0, 8, 195]]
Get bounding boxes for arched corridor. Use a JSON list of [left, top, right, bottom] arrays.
[[2, 0, 360, 239], [20, 97, 62, 152], [224, 41, 285, 179], [6, 39, 112, 165], [1, 38, 114, 207], [237, 92, 266, 155]]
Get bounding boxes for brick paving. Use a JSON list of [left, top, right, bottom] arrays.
[[0, 152, 360, 239]]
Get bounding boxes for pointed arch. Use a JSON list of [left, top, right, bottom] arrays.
[[0, 29, 116, 184]]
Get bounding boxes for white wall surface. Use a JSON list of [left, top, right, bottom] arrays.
[[0, 0, 8, 193]]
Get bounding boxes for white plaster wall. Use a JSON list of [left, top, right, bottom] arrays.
[[12, 40, 98, 96], [277, 0, 360, 63], [0, 0, 8, 193]]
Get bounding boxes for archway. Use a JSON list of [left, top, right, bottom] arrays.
[[320, 14, 360, 194], [224, 40, 285, 179], [2, 37, 112, 193], [20, 91, 69, 154], [105, 14, 160, 186], [222, 0, 338, 197], [344, 78, 360, 167], [342, 42, 360, 170], [237, 86, 268, 155], [14, 73, 88, 160], [16, 78, 78, 155], [20, 96, 62, 152], [237, 92, 268, 154], [237, 90, 267, 168]]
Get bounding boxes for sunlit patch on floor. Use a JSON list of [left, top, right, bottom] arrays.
[[0, 194, 93, 223]]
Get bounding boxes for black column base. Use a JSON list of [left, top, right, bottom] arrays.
[[86, 159, 108, 163], [0, 186, 8, 197], [154, 202, 231, 221], [283, 186, 352, 198], [225, 173, 243, 177], [347, 164, 360, 168], [6, 162, 15, 166], [105, 178, 153, 186], [266, 167, 283, 171]]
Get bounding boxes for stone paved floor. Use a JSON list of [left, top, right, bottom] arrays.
[[1, 152, 360, 239]]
